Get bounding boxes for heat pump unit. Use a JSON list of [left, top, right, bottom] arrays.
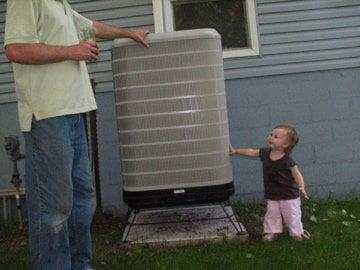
[[111, 29, 233, 208]]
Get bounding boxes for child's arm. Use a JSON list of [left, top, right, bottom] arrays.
[[229, 144, 260, 157], [290, 165, 309, 199]]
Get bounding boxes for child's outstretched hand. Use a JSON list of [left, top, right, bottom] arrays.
[[299, 187, 309, 200], [229, 144, 236, 155]]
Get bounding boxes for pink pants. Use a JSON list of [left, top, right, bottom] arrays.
[[263, 198, 304, 236]]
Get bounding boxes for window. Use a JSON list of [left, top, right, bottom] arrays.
[[153, 0, 260, 58]]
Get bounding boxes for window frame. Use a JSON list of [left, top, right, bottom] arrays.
[[152, 0, 260, 58]]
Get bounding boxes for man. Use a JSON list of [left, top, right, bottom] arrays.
[[4, 0, 149, 269]]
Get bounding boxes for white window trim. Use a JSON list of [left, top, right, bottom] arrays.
[[152, 0, 260, 59]]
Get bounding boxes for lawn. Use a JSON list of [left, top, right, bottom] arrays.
[[1, 199, 360, 270]]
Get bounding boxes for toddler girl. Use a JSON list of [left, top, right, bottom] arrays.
[[229, 125, 310, 241]]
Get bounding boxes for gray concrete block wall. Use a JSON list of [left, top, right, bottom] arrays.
[[227, 67, 360, 202]]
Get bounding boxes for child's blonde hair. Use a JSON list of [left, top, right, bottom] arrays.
[[273, 124, 299, 155]]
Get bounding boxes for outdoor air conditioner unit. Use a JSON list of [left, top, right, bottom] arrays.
[[111, 29, 233, 208]]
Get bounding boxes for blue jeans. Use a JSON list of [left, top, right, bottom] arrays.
[[24, 114, 96, 270]]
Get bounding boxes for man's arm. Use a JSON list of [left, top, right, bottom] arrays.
[[5, 41, 99, 65], [92, 21, 149, 47], [5, 21, 149, 65]]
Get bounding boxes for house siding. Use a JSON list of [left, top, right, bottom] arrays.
[[224, 0, 360, 79], [1, 0, 360, 217]]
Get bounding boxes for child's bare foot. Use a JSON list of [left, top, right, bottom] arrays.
[[262, 233, 278, 242]]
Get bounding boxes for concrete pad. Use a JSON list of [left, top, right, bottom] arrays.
[[122, 203, 248, 246]]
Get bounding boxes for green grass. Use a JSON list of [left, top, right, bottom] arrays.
[[1, 199, 360, 269], [0, 221, 29, 269]]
